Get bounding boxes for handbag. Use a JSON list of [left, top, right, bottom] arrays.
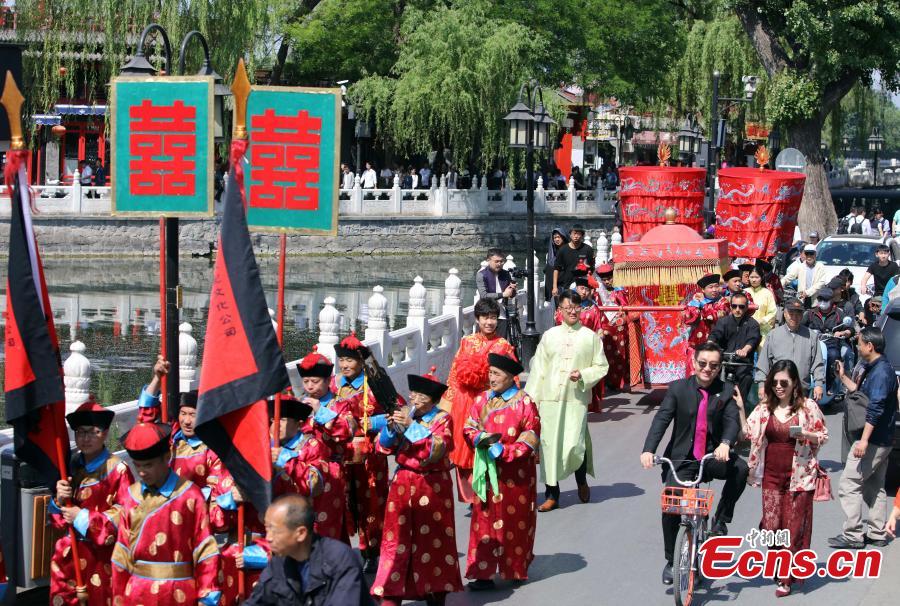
[[813, 464, 832, 502]]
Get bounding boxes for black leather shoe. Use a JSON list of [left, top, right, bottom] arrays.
[[662, 563, 673, 586], [468, 579, 496, 591], [709, 520, 728, 536], [828, 535, 864, 549], [865, 537, 890, 547]]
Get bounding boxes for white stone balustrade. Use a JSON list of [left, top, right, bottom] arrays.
[[0, 267, 553, 451], [596, 230, 609, 264], [179, 322, 198, 392], [63, 340, 92, 413]]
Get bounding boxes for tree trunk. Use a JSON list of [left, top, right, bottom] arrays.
[[787, 117, 836, 239]]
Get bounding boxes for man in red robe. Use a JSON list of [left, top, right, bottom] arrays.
[[370, 370, 462, 605], [332, 332, 388, 572], [463, 353, 540, 590], [137, 356, 222, 500], [595, 264, 631, 393], [50, 400, 133, 606], [111, 422, 220, 605]]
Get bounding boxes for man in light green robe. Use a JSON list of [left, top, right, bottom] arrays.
[[526, 290, 608, 511]]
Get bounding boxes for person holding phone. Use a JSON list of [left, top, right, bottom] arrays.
[[744, 360, 828, 597]]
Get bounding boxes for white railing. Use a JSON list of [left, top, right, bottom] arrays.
[[0, 171, 616, 218], [0, 261, 554, 448]]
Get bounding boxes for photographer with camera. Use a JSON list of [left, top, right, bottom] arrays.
[[476, 248, 516, 338], [710, 292, 761, 404]]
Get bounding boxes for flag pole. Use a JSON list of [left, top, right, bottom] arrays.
[[159, 217, 169, 423], [0, 71, 88, 606], [230, 57, 252, 602], [272, 232, 287, 441]]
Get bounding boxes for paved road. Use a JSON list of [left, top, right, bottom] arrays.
[[424, 389, 897, 606], [20, 389, 895, 605]]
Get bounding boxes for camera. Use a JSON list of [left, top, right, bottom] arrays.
[[508, 268, 529, 282]]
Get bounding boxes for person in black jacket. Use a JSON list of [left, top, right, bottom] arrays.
[[640, 342, 749, 586], [246, 494, 374, 606], [709, 292, 761, 403]]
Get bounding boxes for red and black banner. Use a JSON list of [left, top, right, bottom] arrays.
[[195, 166, 289, 514], [3, 153, 68, 484]]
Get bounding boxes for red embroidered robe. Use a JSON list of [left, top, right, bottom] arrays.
[[371, 408, 462, 600], [463, 389, 540, 581]]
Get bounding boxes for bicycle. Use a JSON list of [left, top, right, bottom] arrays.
[[656, 453, 716, 606]]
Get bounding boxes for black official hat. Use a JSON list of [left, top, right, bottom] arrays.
[[723, 269, 742, 282], [334, 331, 371, 360], [297, 347, 334, 378], [573, 276, 591, 288], [268, 396, 313, 421], [488, 353, 523, 377], [66, 399, 114, 431], [697, 274, 720, 289], [738, 263, 754, 273], [407, 367, 448, 401]]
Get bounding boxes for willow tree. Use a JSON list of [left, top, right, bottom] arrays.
[[731, 0, 900, 236], [348, 1, 548, 170], [15, 0, 276, 135]]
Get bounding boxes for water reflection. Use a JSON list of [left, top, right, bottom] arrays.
[[0, 254, 480, 420]]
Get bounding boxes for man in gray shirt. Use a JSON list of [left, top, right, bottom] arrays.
[[755, 298, 825, 401]]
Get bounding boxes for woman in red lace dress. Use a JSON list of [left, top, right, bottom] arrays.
[[745, 360, 828, 598], [439, 298, 516, 503]]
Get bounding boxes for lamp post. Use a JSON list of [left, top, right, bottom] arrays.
[[120, 24, 230, 413], [677, 115, 701, 166], [705, 70, 759, 224], [868, 126, 884, 187], [504, 81, 555, 367]]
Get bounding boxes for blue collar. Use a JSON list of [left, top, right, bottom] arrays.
[[142, 470, 178, 498], [339, 374, 364, 390], [319, 391, 334, 407], [173, 429, 203, 448], [284, 431, 303, 450], [79, 448, 110, 474], [580, 299, 596, 308], [415, 406, 439, 422], [489, 385, 519, 401]]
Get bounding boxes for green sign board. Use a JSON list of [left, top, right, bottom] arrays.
[[246, 87, 341, 235], [110, 76, 214, 216]]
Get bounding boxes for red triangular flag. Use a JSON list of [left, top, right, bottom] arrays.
[[194, 147, 289, 515], [3, 151, 68, 484]]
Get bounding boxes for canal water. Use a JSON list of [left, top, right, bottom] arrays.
[[0, 253, 483, 424]]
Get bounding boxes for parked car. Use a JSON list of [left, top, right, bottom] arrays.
[[814, 234, 900, 300]]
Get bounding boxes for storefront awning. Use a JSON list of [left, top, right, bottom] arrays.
[[54, 104, 107, 116], [33, 114, 62, 126]]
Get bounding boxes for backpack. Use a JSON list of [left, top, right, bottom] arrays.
[[837, 215, 850, 235], [849, 217, 863, 234]]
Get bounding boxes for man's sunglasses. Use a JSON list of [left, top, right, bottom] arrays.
[[731, 303, 747, 310], [695, 360, 720, 370]]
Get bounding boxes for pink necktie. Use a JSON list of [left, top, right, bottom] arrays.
[[693, 388, 709, 460]]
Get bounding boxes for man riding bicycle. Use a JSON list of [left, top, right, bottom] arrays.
[[640, 342, 749, 587]]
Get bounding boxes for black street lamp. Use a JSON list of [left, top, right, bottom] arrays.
[[841, 135, 850, 155], [868, 126, 884, 187], [504, 81, 555, 367], [705, 70, 759, 224], [119, 25, 230, 413], [677, 115, 701, 165], [348, 105, 372, 177], [179, 31, 231, 141]]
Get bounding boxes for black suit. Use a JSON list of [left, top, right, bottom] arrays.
[[642, 375, 749, 564]]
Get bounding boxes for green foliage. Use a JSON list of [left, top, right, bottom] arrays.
[[349, 1, 548, 169], [824, 84, 900, 154], [282, 0, 398, 83], [15, 0, 275, 137], [765, 72, 820, 125], [670, 16, 766, 122]]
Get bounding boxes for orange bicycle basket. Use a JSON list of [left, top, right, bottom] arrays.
[[660, 486, 714, 516]]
